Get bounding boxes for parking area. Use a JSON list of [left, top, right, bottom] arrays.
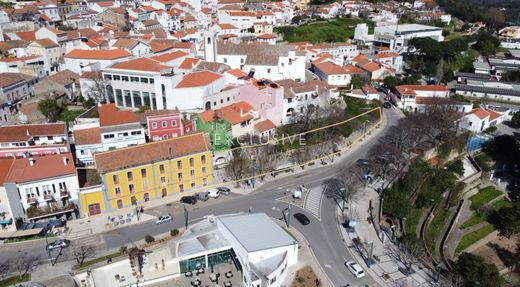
[[143, 193, 243, 217]]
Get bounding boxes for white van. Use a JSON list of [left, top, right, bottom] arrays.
[[207, 189, 220, 198]]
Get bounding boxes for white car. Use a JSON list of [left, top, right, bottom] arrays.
[[345, 261, 365, 278], [46, 239, 70, 250], [155, 214, 173, 224], [207, 189, 220, 198]]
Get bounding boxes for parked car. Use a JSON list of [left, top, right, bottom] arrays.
[[195, 192, 209, 201], [207, 189, 220, 198], [356, 159, 369, 167], [345, 261, 365, 278], [383, 102, 392, 109], [47, 239, 70, 250], [156, 214, 173, 224], [293, 213, 310, 225], [217, 187, 231, 195], [180, 196, 197, 205]]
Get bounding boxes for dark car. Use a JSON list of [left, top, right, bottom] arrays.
[[217, 187, 231, 195], [383, 102, 392, 109], [294, 213, 310, 225], [180, 196, 197, 205], [356, 159, 369, 167], [46, 239, 70, 250]]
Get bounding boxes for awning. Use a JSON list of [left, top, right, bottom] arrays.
[[0, 218, 13, 224], [10, 227, 44, 238]]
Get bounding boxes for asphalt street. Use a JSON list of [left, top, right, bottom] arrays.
[[0, 107, 403, 286]]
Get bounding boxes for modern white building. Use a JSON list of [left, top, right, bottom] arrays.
[[374, 24, 444, 52]]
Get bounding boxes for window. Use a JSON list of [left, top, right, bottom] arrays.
[[189, 158, 194, 167], [113, 175, 119, 184], [172, 133, 178, 137], [150, 78, 154, 84], [130, 196, 137, 205], [162, 121, 167, 128], [129, 184, 135, 193], [223, 58, 227, 63], [115, 187, 121, 196], [152, 122, 157, 129], [141, 77, 149, 83], [177, 160, 182, 169], [190, 169, 195, 177], [240, 58, 244, 63], [201, 155, 206, 164], [179, 184, 184, 192], [190, 182, 195, 188], [163, 134, 168, 139], [104, 74, 112, 80], [131, 77, 139, 82], [117, 199, 123, 209], [122, 76, 129, 82], [131, 131, 141, 135], [178, 172, 183, 180], [141, 168, 147, 178], [267, 68, 271, 73], [113, 75, 121, 81], [202, 167, 207, 175], [287, 98, 293, 103], [159, 164, 165, 174], [203, 178, 208, 186], [171, 120, 177, 127], [160, 176, 166, 183]]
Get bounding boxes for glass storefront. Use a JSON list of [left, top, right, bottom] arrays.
[[179, 255, 206, 273], [207, 250, 232, 267]]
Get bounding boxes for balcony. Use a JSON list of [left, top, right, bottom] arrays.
[[27, 197, 38, 205], [44, 193, 54, 201], [60, 190, 69, 198]]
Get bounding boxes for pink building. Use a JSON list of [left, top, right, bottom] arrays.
[[145, 110, 184, 141], [0, 124, 68, 158], [236, 78, 284, 126]]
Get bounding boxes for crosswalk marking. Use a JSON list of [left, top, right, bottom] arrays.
[[304, 187, 323, 219]]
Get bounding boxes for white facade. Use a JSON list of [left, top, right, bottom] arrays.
[[374, 24, 444, 52]]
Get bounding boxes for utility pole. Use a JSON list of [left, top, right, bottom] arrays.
[[367, 241, 374, 267], [340, 187, 347, 220], [284, 204, 291, 230], [184, 205, 188, 230], [45, 232, 54, 266]]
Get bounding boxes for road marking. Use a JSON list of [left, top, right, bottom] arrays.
[[324, 264, 332, 269], [303, 187, 323, 220]]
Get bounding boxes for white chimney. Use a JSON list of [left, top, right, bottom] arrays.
[[63, 156, 68, 166], [28, 158, 35, 166], [26, 129, 30, 136], [56, 148, 61, 155]]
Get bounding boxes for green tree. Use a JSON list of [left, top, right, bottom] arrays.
[[383, 76, 400, 92], [37, 98, 61, 122], [144, 235, 155, 243], [350, 75, 370, 89], [455, 253, 505, 287], [383, 185, 411, 219], [512, 112, 520, 126], [447, 160, 464, 176], [489, 203, 520, 238]]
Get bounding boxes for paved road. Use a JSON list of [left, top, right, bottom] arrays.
[[0, 107, 403, 285]]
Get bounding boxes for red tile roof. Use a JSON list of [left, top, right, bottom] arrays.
[[150, 41, 175, 53], [149, 50, 189, 62], [362, 85, 378, 94], [98, 104, 139, 127], [200, 101, 254, 125], [176, 71, 223, 88], [178, 57, 200, 69], [94, 133, 210, 174], [218, 23, 238, 29], [33, 38, 59, 48], [0, 123, 65, 143], [65, 49, 131, 60], [15, 31, 36, 41], [359, 61, 381, 72], [314, 61, 347, 75], [73, 127, 101, 145], [110, 58, 171, 72], [226, 68, 247, 78], [254, 119, 276, 132], [0, 158, 14, 186], [397, 85, 449, 94], [4, 153, 76, 183]]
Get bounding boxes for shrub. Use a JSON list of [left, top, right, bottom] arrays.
[[119, 246, 127, 254], [145, 235, 155, 243], [170, 229, 179, 237]]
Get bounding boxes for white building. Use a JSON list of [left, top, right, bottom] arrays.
[[374, 24, 444, 52], [207, 38, 306, 81], [64, 49, 132, 74], [2, 153, 79, 224], [458, 107, 506, 132], [312, 61, 351, 86]]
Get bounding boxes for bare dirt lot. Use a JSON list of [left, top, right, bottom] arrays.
[[291, 266, 321, 287]]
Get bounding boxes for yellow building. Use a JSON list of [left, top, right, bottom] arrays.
[[80, 133, 212, 216]]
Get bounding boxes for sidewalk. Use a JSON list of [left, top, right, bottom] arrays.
[[338, 186, 436, 287]]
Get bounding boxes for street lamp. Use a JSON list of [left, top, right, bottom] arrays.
[[183, 205, 188, 230], [366, 241, 374, 267], [340, 187, 347, 218]]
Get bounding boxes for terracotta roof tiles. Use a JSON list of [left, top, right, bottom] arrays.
[[176, 70, 223, 88], [98, 104, 139, 127], [4, 153, 76, 183], [73, 127, 101, 145], [65, 49, 131, 60]]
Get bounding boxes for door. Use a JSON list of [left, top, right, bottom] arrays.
[[88, 203, 101, 216]]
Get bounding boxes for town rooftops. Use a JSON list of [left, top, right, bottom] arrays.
[[149, 50, 189, 62], [217, 42, 304, 66], [94, 133, 210, 174], [178, 57, 200, 69], [217, 213, 296, 252], [396, 85, 449, 95], [109, 58, 171, 73], [176, 70, 223, 88], [112, 38, 144, 50], [313, 61, 348, 75], [276, 79, 332, 98], [144, 109, 179, 118], [0, 123, 65, 143], [0, 73, 36, 89], [199, 101, 254, 125], [32, 38, 59, 48], [225, 68, 247, 78], [0, 158, 15, 186], [65, 49, 131, 60], [466, 107, 502, 121], [47, 69, 80, 86], [73, 127, 101, 145], [254, 119, 276, 132], [4, 153, 76, 183], [98, 104, 139, 127]]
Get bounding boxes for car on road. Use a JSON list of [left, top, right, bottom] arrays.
[[345, 261, 365, 278], [180, 196, 197, 205], [207, 189, 220, 198], [155, 214, 173, 224], [195, 192, 209, 201], [356, 159, 369, 167], [217, 187, 231, 195], [383, 102, 392, 109], [293, 213, 310, 225], [46, 239, 70, 250]]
